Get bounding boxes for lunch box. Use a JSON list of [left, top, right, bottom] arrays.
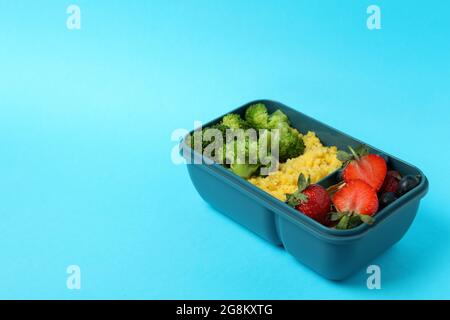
[[181, 100, 429, 280]]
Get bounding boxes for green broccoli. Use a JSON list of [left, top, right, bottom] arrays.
[[222, 113, 248, 129], [228, 135, 261, 179], [205, 123, 227, 147], [277, 124, 305, 162], [186, 123, 228, 164], [257, 123, 305, 163], [268, 109, 289, 129], [188, 123, 227, 149], [188, 105, 305, 175], [230, 163, 260, 179], [245, 103, 269, 129], [258, 153, 279, 175]]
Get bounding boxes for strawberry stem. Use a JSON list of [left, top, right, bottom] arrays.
[[348, 146, 360, 161], [334, 212, 375, 230], [297, 173, 310, 192], [326, 181, 345, 196], [336, 215, 350, 229]]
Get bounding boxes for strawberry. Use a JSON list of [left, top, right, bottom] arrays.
[[380, 170, 402, 194], [331, 180, 379, 229], [296, 185, 332, 223], [332, 180, 379, 215], [338, 146, 387, 191], [286, 174, 331, 225]]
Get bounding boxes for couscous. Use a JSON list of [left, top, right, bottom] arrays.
[[248, 131, 342, 201]]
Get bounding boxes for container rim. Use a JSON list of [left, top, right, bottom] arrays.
[[181, 99, 429, 240]]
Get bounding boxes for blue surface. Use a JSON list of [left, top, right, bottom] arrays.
[[0, 0, 449, 299]]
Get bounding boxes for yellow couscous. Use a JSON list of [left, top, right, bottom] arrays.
[[248, 131, 342, 201]]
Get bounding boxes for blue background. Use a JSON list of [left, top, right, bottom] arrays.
[[0, 0, 449, 299]]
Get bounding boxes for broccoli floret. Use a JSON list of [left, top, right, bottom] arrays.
[[258, 153, 279, 175], [207, 123, 232, 163], [189, 123, 227, 149], [188, 106, 304, 172], [228, 135, 257, 163], [268, 110, 289, 129], [228, 135, 261, 179], [230, 163, 260, 179], [222, 113, 247, 129], [245, 103, 269, 129], [186, 123, 228, 164], [277, 125, 305, 162], [258, 124, 305, 163]]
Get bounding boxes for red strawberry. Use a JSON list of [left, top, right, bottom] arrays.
[[286, 174, 331, 225], [332, 180, 379, 216], [296, 185, 332, 223], [380, 170, 402, 194], [343, 154, 387, 191]]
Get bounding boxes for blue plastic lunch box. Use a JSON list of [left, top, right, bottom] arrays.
[[181, 100, 429, 280]]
